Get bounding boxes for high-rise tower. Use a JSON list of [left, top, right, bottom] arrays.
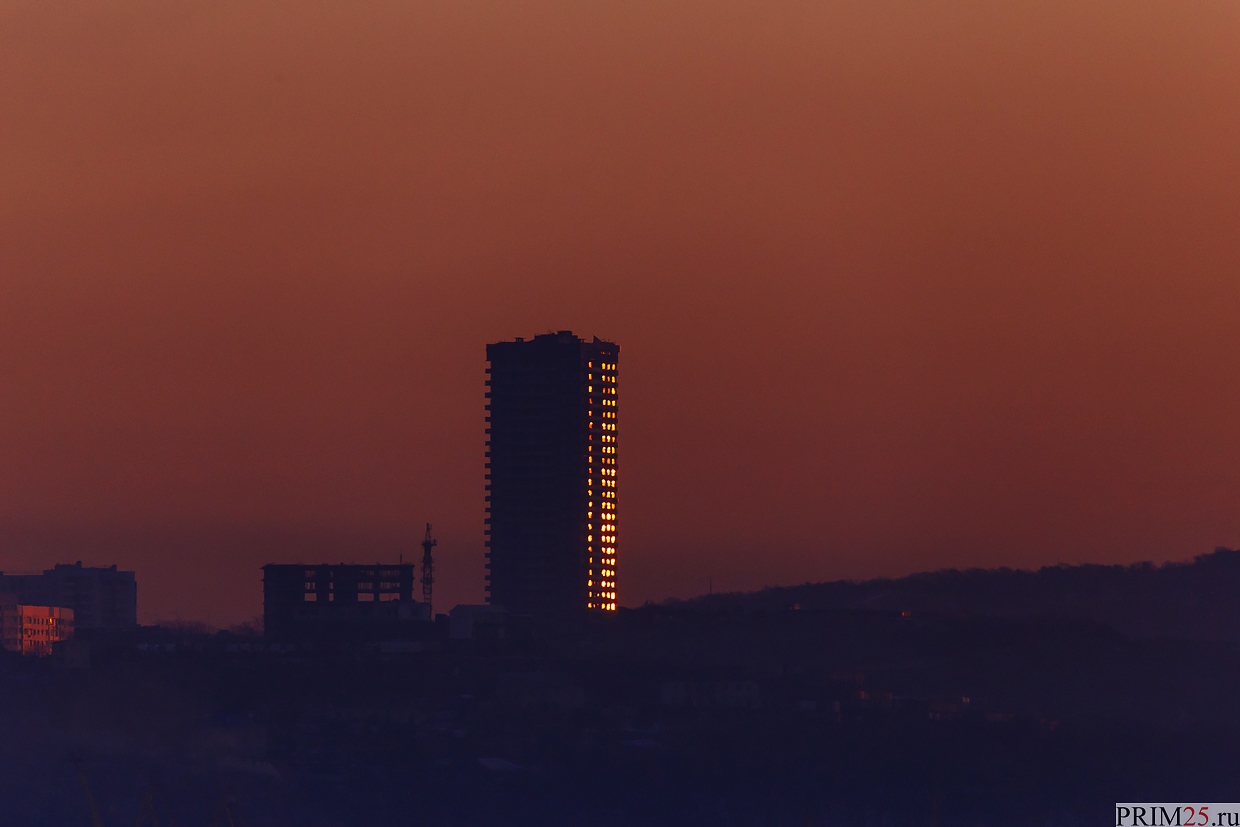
[[485, 331, 619, 614]]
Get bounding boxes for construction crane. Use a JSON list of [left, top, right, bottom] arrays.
[[421, 523, 437, 613]]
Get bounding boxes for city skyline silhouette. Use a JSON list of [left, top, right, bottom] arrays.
[[2, 0, 1238, 625]]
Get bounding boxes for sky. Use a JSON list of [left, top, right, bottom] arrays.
[[1, 0, 1238, 625]]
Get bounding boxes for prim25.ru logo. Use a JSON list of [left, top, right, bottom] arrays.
[[1116, 805, 1240, 827]]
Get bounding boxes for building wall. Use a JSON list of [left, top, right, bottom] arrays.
[[0, 596, 74, 657], [0, 563, 136, 629], [485, 331, 620, 615], [262, 564, 423, 640]]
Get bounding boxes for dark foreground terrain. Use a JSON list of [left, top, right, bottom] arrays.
[[4, 592, 1240, 826]]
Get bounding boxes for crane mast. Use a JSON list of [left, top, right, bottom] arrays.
[[421, 523, 437, 613]]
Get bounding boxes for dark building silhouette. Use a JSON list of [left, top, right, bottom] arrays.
[[485, 331, 620, 614], [262, 564, 427, 640], [0, 562, 136, 629]]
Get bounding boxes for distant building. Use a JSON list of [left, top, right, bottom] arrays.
[[0, 562, 136, 629], [660, 680, 762, 710], [497, 671, 586, 711], [485, 331, 620, 615], [262, 564, 429, 640], [0, 594, 74, 657], [448, 604, 509, 640]]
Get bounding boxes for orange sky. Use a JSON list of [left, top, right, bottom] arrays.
[[1, 0, 1238, 624]]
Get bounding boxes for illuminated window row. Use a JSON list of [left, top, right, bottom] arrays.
[[587, 349, 615, 614]]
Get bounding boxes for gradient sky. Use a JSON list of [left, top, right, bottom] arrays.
[[2, 0, 1238, 625]]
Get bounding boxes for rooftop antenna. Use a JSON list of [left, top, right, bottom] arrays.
[[421, 523, 437, 613]]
